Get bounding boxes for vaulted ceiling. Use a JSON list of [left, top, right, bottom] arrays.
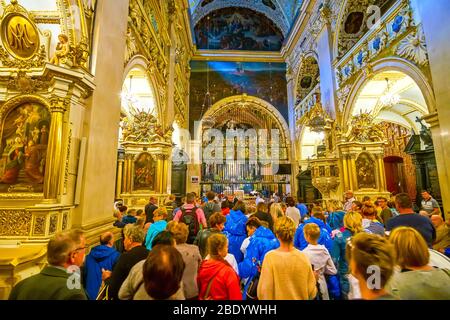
[[189, 0, 304, 38]]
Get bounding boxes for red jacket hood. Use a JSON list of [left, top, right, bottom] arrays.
[[198, 259, 228, 283]]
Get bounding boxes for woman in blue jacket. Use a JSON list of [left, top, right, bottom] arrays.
[[238, 217, 279, 300], [331, 211, 363, 299], [224, 201, 248, 263], [144, 208, 168, 250]]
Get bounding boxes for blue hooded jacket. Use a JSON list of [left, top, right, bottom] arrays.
[[145, 220, 168, 250], [238, 226, 279, 300], [224, 210, 248, 263], [84, 245, 120, 300], [327, 210, 346, 231], [294, 217, 333, 252]]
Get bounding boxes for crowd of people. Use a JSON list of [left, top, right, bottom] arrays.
[[9, 189, 450, 300]]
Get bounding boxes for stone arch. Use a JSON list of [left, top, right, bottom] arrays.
[[341, 57, 436, 128], [122, 55, 162, 123], [196, 95, 291, 156]]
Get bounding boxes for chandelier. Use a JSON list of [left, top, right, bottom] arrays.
[[380, 78, 400, 108], [121, 75, 139, 107]]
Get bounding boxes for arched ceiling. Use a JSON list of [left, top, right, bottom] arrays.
[[189, 0, 304, 38], [353, 71, 428, 133]]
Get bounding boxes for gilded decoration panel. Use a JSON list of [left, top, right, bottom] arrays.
[[33, 215, 46, 236], [62, 211, 68, 231], [49, 214, 57, 234], [0, 209, 31, 236]]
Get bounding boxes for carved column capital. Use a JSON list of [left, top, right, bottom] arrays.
[[50, 97, 69, 113]]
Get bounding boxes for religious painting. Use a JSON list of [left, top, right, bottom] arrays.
[[300, 76, 313, 89], [134, 152, 155, 191], [356, 152, 376, 189], [189, 61, 287, 134], [194, 7, 284, 51], [344, 12, 364, 35], [0, 103, 51, 193]]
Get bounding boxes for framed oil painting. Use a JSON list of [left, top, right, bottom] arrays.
[[0, 102, 51, 193]]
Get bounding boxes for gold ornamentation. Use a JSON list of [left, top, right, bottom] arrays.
[[64, 129, 72, 194], [348, 112, 385, 142], [0, 44, 46, 68], [7, 71, 50, 93], [1, 1, 40, 60], [33, 215, 46, 235], [50, 97, 69, 113], [121, 108, 173, 145], [49, 34, 70, 66], [62, 212, 68, 231], [49, 214, 57, 234], [0, 209, 31, 236]]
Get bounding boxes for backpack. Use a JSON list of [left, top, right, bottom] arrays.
[[202, 203, 217, 225], [180, 207, 200, 244]]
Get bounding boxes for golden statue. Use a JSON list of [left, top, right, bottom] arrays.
[[50, 34, 70, 65]]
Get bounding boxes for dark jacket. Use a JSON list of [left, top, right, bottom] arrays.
[[194, 227, 221, 258], [202, 202, 221, 226], [122, 215, 137, 225], [107, 245, 149, 300], [9, 266, 87, 300], [84, 245, 120, 300], [144, 203, 158, 224], [224, 210, 248, 263], [252, 211, 274, 231], [386, 213, 436, 247]]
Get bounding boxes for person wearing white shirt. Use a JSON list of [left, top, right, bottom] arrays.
[[285, 197, 301, 226]]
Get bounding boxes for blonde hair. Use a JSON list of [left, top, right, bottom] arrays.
[[166, 221, 189, 244], [207, 233, 228, 258], [346, 232, 395, 289], [303, 223, 321, 242], [344, 212, 363, 234], [153, 207, 168, 219], [274, 216, 296, 243], [389, 227, 430, 269], [270, 203, 284, 223]]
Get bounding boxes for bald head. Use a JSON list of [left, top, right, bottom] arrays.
[[100, 232, 114, 247], [431, 215, 444, 228]]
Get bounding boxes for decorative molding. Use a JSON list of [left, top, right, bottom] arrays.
[[49, 214, 57, 234], [33, 216, 46, 236], [396, 27, 428, 66], [7, 71, 51, 94], [0, 210, 31, 236]]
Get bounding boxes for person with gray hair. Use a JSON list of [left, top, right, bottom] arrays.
[[105, 225, 149, 300], [9, 229, 87, 300]]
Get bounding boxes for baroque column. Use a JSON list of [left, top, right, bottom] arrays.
[[44, 97, 69, 201]]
